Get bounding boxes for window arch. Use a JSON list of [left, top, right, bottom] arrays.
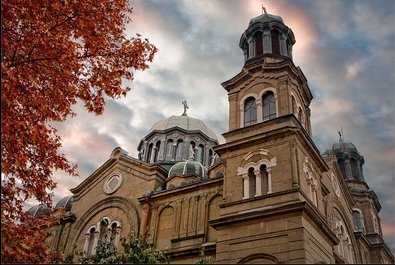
[[298, 107, 304, 126], [154, 141, 161, 162], [254, 31, 263, 56], [244, 97, 257, 126], [271, 29, 280, 55], [291, 96, 296, 114], [352, 210, 364, 232], [262, 92, 276, 121], [85, 227, 97, 257], [175, 139, 183, 160], [146, 143, 153, 163], [329, 208, 354, 263], [260, 164, 269, 195], [248, 167, 256, 198], [165, 139, 174, 160], [197, 144, 204, 163]]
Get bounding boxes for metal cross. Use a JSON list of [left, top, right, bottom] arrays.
[[262, 5, 267, 14], [182, 100, 189, 116]]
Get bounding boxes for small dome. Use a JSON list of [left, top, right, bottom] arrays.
[[332, 140, 359, 154], [27, 204, 50, 217], [249, 13, 283, 25], [168, 159, 208, 179], [149, 115, 218, 141], [55, 195, 73, 211]]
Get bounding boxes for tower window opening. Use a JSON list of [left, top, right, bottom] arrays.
[[291, 96, 296, 114], [350, 158, 358, 180], [271, 30, 280, 55], [146, 143, 153, 163], [166, 139, 174, 160], [244, 97, 257, 126], [353, 210, 364, 232], [154, 141, 161, 162], [175, 140, 184, 161], [254, 31, 263, 56], [197, 144, 204, 163], [263, 92, 276, 121], [260, 164, 269, 194], [248, 167, 256, 197]]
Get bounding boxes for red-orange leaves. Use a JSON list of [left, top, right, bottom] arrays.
[[1, 0, 157, 262]]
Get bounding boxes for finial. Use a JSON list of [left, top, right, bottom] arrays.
[[338, 126, 344, 142], [262, 5, 267, 14], [182, 100, 189, 116], [338, 131, 342, 141]]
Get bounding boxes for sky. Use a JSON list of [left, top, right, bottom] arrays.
[[39, 0, 394, 253]]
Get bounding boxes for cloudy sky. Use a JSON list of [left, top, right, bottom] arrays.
[[45, 0, 395, 253]]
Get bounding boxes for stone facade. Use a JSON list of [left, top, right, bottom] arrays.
[[37, 12, 394, 264]]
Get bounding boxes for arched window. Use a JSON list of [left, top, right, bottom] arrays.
[[260, 165, 269, 194], [165, 139, 173, 160], [146, 143, 153, 163], [175, 140, 183, 160], [86, 227, 96, 257], [154, 141, 161, 162], [350, 158, 358, 180], [197, 144, 204, 163], [189, 141, 196, 159], [254, 31, 263, 56], [248, 168, 256, 197], [338, 158, 346, 178], [291, 96, 296, 114], [353, 210, 364, 232], [99, 218, 109, 243], [244, 97, 257, 126], [263, 92, 276, 121], [271, 30, 280, 55], [298, 107, 304, 126]]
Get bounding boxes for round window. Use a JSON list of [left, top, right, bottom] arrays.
[[103, 172, 122, 194]]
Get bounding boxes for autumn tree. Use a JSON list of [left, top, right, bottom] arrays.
[[1, 0, 157, 262]]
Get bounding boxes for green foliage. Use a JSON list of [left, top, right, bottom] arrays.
[[193, 247, 214, 264], [64, 232, 168, 264]]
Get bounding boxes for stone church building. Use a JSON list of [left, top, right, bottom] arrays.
[[29, 11, 394, 264]]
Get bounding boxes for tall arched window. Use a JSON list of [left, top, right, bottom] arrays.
[[254, 31, 263, 56], [86, 227, 96, 257], [350, 158, 358, 180], [263, 92, 276, 121], [175, 140, 183, 160], [298, 107, 304, 126], [291, 96, 296, 114], [353, 210, 364, 232], [260, 165, 268, 194], [271, 30, 280, 55], [248, 168, 256, 197], [154, 141, 161, 162], [338, 158, 346, 178], [146, 143, 153, 163], [244, 97, 257, 126], [165, 139, 173, 160], [197, 144, 204, 163]]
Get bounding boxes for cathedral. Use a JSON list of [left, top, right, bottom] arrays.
[[28, 11, 394, 264]]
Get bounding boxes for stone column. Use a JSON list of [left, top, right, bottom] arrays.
[[150, 146, 157, 163], [345, 156, 352, 180], [158, 137, 166, 161], [267, 168, 272, 194], [255, 169, 262, 196], [114, 227, 121, 248], [256, 98, 263, 123], [83, 233, 90, 257], [280, 34, 287, 55], [242, 174, 249, 199]]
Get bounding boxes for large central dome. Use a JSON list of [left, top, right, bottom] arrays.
[[149, 115, 218, 141]]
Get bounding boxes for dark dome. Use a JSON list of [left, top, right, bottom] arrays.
[[332, 140, 359, 155], [55, 195, 74, 211], [168, 159, 208, 179], [27, 204, 50, 217]]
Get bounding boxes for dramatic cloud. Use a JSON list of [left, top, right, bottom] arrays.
[[44, 0, 394, 253]]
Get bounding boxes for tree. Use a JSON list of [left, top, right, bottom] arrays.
[[64, 232, 169, 264], [193, 247, 215, 264], [1, 0, 157, 262]]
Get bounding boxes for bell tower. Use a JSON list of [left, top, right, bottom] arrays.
[[223, 11, 312, 137], [211, 11, 339, 264]]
